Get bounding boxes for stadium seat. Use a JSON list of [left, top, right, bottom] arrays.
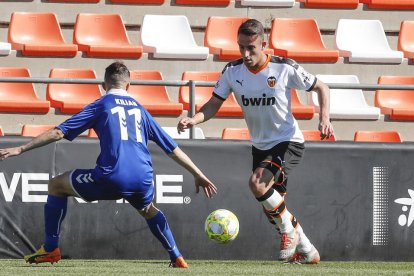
[[45, 0, 100, 2], [73, 13, 142, 58], [179, 71, 243, 117], [205, 17, 249, 60], [291, 89, 315, 119], [335, 19, 404, 63], [364, 0, 414, 10], [175, 0, 230, 6], [204, 17, 274, 60], [21, 125, 55, 137], [0, 68, 50, 113], [302, 130, 336, 141], [309, 75, 380, 120], [88, 128, 97, 138], [303, 0, 359, 9], [140, 15, 209, 59], [398, 21, 414, 59], [0, 42, 11, 56], [353, 131, 402, 142], [128, 70, 183, 116], [0, 126, 4, 136], [8, 12, 78, 57], [110, 0, 163, 3], [162, 127, 205, 139], [47, 69, 102, 114], [240, 0, 295, 7], [375, 76, 414, 120], [269, 18, 339, 62], [221, 128, 250, 140]]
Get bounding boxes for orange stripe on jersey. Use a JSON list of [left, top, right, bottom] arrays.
[[248, 54, 271, 75]]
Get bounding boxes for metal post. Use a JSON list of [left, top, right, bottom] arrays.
[[189, 80, 196, 139]]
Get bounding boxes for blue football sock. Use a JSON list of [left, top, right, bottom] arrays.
[[44, 195, 67, 252], [146, 211, 181, 261]]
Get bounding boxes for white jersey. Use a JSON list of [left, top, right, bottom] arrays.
[[214, 55, 316, 150]]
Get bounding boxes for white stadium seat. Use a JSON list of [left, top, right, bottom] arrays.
[[0, 42, 11, 55], [162, 127, 205, 139], [240, 0, 295, 7], [335, 19, 403, 64], [140, 14, 209, 60], [309, 74, 381, 120]]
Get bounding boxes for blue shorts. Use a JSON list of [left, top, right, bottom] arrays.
[[69, 169, 154, 210]]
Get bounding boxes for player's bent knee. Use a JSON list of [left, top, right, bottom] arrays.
[[48, 172, 75, 197]]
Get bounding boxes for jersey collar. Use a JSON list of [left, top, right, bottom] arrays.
[[106, 89, 129, 96], [247, 54, 270, 74]]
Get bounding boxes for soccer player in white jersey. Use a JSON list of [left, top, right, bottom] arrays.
[[178, 19, 334, 264], [0, 62, 217, 268]]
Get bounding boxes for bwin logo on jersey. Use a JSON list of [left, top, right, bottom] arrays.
[[267, 76, 277, 88], [241, 94, 276, 106]]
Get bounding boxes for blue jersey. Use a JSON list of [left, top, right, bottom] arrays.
[[57, 89, 177, 193]]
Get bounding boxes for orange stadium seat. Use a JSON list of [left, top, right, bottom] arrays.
[[0, 68, 50, 113], [88, 128, 98, 138], [21, 125, 56, 137], [269, 18, 339, 62], [205, 16, 273, 60], [179, 71, 243, 117], [110, 0, 163, 3], [354, 131, 402, 142], [221, 128, 250, 140], [375, 76, 414, 120], [304, 0, 359, 9], [73, 13, 142, 58], [398, 21, 414, 59], [291, 89, 315, 119], [302, 130, 336, 141], [47, 68, 102, 114], [0, 126, 4, 136], [205, 17, 249, 60], [128, 70, 183, 116], [176, 0, 230, 5], [8, 12, 78, 57], [364, 0, 414, 10]]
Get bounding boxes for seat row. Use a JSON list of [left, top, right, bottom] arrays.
[[1, 13, 414, 64], [0, 68, 413, 120], [0, 68, 241, 117], [19, 0, 414, 9], [221, 128, 404, 142], [0, 125, 403, 142]]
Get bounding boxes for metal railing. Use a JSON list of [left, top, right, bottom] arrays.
[[1, 77, 414, 138]]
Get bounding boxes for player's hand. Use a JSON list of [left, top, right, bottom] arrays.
[[318, 119, 334, 140], [177, 117, 196, 134], [0, 147, 22, 161], [194, 174, 217, 198]]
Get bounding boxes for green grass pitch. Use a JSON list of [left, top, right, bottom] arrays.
[[0, 259, 414, 275]]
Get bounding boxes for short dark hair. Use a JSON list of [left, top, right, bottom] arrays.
[[238, 19, 264, 40], [104, 61, 130, 88]]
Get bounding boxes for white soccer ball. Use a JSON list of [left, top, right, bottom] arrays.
[[204, 209, 239, 244]]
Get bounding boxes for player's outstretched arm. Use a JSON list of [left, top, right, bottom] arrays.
[[0, 128, 64, 161], [168, 147, 217, 198], [177, 96, 224, 134], [313, 79, 334, 139]]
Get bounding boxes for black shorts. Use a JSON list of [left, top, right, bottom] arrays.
[[252, 141, 305, 194]]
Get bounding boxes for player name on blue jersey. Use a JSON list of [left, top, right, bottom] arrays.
[[115, 98, 138, 106]]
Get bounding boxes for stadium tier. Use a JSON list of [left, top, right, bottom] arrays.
[[0, 0, 413, 141]]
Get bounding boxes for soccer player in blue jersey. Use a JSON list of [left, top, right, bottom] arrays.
[[0, 61, 217, 268]]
